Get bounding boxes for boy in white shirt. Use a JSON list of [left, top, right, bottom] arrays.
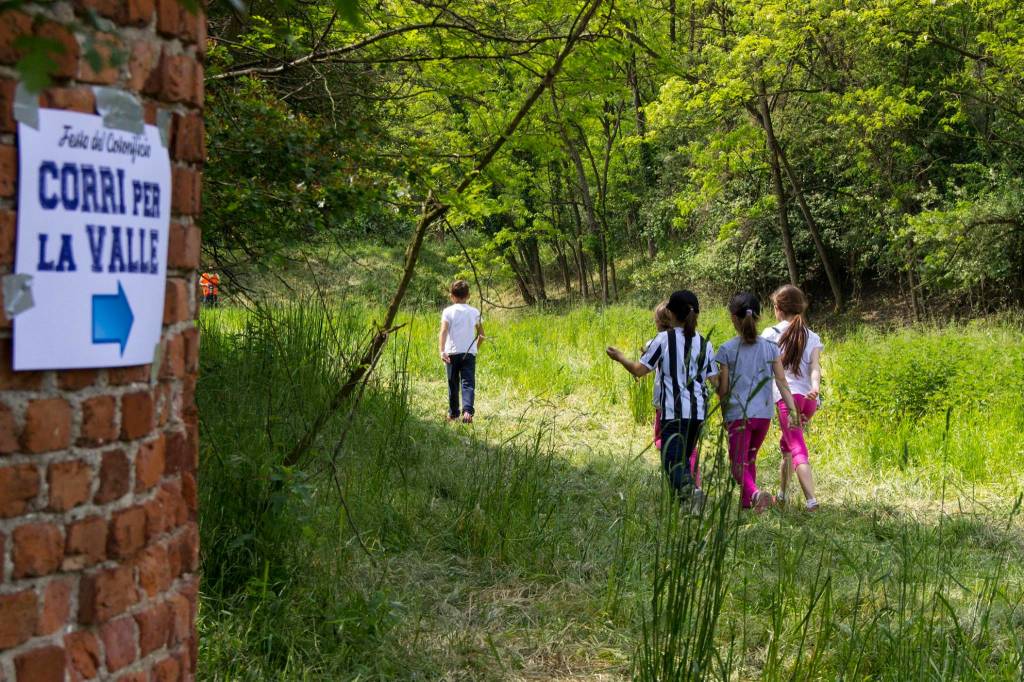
[[438, 280, 485, 423]]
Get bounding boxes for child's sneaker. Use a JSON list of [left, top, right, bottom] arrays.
[[753, 491, 775, 514], [446, 414, 458, 423], [805, 498, 819, 512], [689, 488, 706, 516], [461, 412, 473, 424]]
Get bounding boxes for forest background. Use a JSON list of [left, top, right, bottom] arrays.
[[201, 0, 1024, 314]]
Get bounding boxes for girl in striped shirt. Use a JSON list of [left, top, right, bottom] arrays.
[[651, 302, 701, 488], [607, 290, 717, 505]]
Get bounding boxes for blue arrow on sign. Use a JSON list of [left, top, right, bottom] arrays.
[[92, 282, 134, 355]]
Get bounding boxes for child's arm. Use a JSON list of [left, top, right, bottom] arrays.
[[807, 347, 822, 400], [438, 319, 451, 364], [716, 364, 729, 401], [606, 347, 652, 378], [475, 319, 485, 348], [772, 358, 801, 429]]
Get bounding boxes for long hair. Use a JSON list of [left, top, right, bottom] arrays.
[[772, 284, 809, 375], [728, 293, 760, 344], [653, 301, 673, 332]]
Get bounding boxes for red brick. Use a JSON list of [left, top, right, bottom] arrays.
[[148, 53, 197, 104], [0, 532, 4, 581], [58, 368, 99, 390], [0, 590, 38, 649], [96, 448, 131, 503], [136, 434, 166, 491], [108, 505, 147, 559], [0, 464, 39, 517], [14, 645, 65, 682], [108, 364, 151, 385], [21, 398, 72, 453], [183, 325, 199, 374], [143, 492, 167, 540], [135, 602, 169, 656], [0, 79, 15, 134], [47, 459, 91, 511], [101, 616, 137, 672], [128, 38, 159, 91], [0, 210, 14, 268], [64, 516, 107, 570], [121, 391, 154, 439], [161, 479, 186, 527], [0, 10, 32, 63], [79, 564, 138, 623], [163, 277, 190, 323], [40, 85, 96, 114], [170, 166, 201, 216], [181, 472, 197, 518], [156, 0, 181, 36], [78, 32, 121, 84], [181, 521, 198, 573], [72, 0, 119, 20], [167, 593, 190, 646], [160, 333, 186, 380], [155, 382, 172, 427], [35, 20, 79, 78], [124, 0, 155, 25], [168, 223, 201, 270], [0, 144, 15, 197], [0, 402, 17, 453], [65, 630, 101, 679], [13, 522, 64, 578], [81, 395, 117, 446], [36, 578, 73, 635], [172, 113, 205, 163], [164, 430, 186, 475], [136, 543, 172, 597], [153, 655, 181, 682]]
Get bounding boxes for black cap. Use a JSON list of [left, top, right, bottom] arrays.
[[667, 290, 700, 320], [729, 292, 760, 317]]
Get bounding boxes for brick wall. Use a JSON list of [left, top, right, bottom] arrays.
[[0, 1, 203, 680]]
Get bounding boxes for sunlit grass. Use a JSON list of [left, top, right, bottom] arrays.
[[197, 301, 1024, 680]]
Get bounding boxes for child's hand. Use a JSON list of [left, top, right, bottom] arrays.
[[788, 410, 801, 430], [807, 387, 820, 400], [606, 346, 624, 362], [440, 351, 450, 364]]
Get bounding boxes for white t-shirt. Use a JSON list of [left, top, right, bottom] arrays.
[[442, 303, 481, 355], [761, 320, 823, 400]]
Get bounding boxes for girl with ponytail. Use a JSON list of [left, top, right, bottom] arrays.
[[762, 285, 824, 511], [715, 293, 800, 512]]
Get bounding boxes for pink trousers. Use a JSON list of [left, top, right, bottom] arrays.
[[776, 394, 817, 468], [727, 418, 771, 508], [654, 410, 701, 486]]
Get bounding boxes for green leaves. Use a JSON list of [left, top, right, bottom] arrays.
[[13, 35, 62, 92]]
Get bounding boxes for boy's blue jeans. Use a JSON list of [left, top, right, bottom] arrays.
[[446, 353, 476, 417]]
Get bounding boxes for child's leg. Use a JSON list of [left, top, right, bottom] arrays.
[[791, 395, 818, 504], [460, 354, 477, 415], [446, 355, 461, 418], [689, 447, 701, 488], [661, 420, 695, 499], [776, 399, 794, 497], [653, 409, 662, 450], [743, 418, 771, 507], [727, 421, 757, 508]]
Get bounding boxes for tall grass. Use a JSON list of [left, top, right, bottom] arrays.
[[198, 301, 1024, 680]]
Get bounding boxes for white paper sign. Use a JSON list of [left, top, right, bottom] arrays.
[[14, 109, 171, 370]]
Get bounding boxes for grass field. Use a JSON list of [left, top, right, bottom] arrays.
[[196, 301, 1024, 680]]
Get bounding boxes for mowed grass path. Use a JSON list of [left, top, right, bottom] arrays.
[[198, 303, 1024, 680]]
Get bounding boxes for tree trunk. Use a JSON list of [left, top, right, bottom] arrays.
[[628, 51, 657, 260], [553, 90, 608, 304], [759, 90, 799, 286], [753, 82, 844, 310], [522, 238, 547, 301], [282, 0, 605, 468], [554, 240, 573, 298], [507, 251, 537, 305]]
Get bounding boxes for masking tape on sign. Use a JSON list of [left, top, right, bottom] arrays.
[[93, 86, 145, 135], [13, 82, 39, 130], [2, 274, 35, 318]]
